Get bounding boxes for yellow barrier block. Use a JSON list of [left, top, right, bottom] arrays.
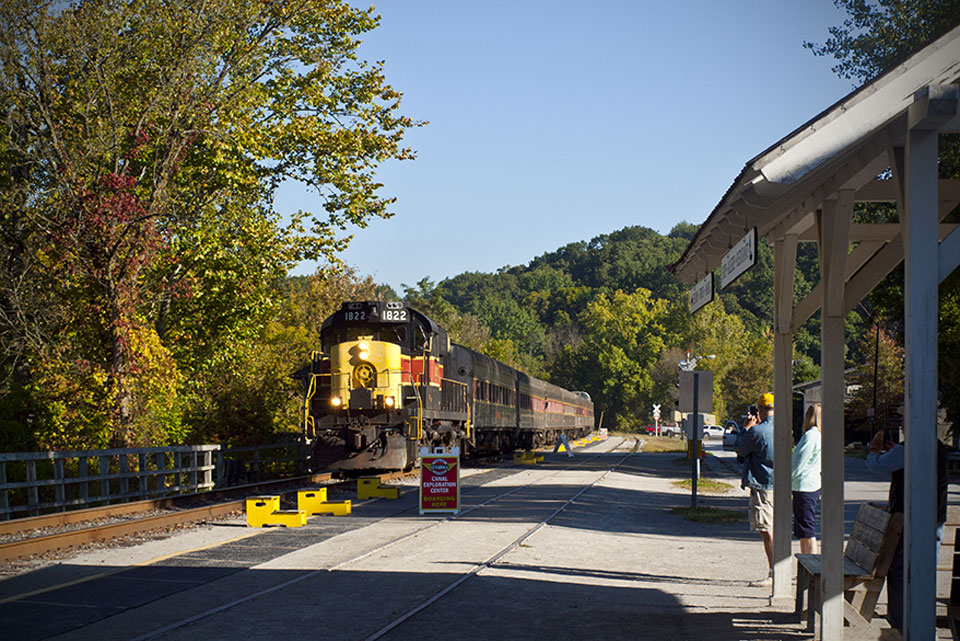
[[246, 495, 306, 527], [535, 455, 544, 463], [358, 477, 401, 500], [269, 510, 307, 527], [246, 495, 279, 527], [297, 488, 328, 513], [514, 450, 538, 465], [311, 500, 352, 516]]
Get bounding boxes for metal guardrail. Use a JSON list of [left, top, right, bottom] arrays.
[[0, 438, 313, 520], [0, 446, 218, 520]]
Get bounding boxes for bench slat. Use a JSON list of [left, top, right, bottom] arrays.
[[796, 553, 873, 580], [846, 541, 880, 573], [853, 504, 893, 531]]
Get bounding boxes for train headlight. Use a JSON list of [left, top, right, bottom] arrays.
[[330, 396, 342, 408], [358, 349, 370, 360], [384, 396, 395, 408]]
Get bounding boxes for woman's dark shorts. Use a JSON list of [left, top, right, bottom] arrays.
[[792, 490, 820, 539]]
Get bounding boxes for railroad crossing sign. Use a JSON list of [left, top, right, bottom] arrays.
[[652, 404, 661, 419]]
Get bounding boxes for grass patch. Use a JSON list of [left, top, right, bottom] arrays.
[[672, 506, 745, 524], [639, 436, 687, 453], [672, 478, 735, 494]]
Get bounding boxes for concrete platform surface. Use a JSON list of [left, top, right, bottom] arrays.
[[1, 436, 951, 641]]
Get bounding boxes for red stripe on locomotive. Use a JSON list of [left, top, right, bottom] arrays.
[[400, 356, 443, 385]]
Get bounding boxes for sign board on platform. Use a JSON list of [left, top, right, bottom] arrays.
[[684, 413, 706, 440], [721, 228, 757, 289], [678, 370, 713, 414], [419, 446, 460, 514], [689, 272, 714, 314]]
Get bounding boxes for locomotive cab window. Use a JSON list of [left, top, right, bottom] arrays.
[[346, 326, 377, 342], [381, 325, 407, 346]]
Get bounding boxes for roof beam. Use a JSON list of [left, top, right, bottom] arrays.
[[842, 210, 957, 316], [789, 240, 884, 333], [908, 84, 959, 130], [819, 191, 855, 317], [940, 225, 960, 283], [796, 222, 957, 242], [855, 177, 960, 203]]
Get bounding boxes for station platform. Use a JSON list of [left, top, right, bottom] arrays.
[[0, 436, 948, 640]]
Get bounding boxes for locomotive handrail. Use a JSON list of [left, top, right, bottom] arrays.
[[302, 374, 318, 438], [377, 367, 404, 389]]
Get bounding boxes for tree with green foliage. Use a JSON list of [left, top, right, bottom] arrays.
[[0, 0, 418, 449], [402, 279, 492, 352], [804, 0, 960, 83], [847, 323, 905, 435], [552, 288, 673, 429]]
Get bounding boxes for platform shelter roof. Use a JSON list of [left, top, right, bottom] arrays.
[[665, 22, 960, 641]]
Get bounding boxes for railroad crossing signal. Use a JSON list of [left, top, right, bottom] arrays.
[[652, 403, 661, 419]]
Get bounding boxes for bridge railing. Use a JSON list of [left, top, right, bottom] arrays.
[[0, 437, 312, 520]]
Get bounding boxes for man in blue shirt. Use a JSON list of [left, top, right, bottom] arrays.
[[736, 393, 775, 582]]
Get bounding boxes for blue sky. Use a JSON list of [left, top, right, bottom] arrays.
[[282, 1, 855, 294]]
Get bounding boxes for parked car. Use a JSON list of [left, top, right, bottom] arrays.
[[722, 420, 741, 451], [659, 424, 682, 438], [703, 425, 724, 439]]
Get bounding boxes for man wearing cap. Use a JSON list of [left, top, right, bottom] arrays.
[[736, 393, 775, 583]]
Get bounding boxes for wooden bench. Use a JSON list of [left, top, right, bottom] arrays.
[[795, 502, 903, 635]]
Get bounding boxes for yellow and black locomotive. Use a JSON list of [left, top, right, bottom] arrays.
[[295, 300, 594, 471]]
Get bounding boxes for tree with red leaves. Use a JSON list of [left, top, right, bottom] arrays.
[[0, 0, 419, 448]]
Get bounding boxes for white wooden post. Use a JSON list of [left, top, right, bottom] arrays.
[[818, 190, 853, 640], [902, 95, 944, 640], [772, 233, 797, 601]]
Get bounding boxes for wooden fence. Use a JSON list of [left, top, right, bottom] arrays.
[[0, 437, 312, 519]]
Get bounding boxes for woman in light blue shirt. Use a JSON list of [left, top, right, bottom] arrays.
[[792, 404, 822, 554]]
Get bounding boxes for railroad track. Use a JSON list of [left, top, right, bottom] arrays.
[[0, 445, 590, 564], [0, 470, 413, 562], [128, 437, 638, 641]]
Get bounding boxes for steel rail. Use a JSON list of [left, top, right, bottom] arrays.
[[127, 437, 632, 641], [363, 439, 639, 641], [0, 500, 250, 561], [0, 471, 424, 563]]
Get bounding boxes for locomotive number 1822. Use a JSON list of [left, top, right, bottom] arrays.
[[383, 309, 408, 322]]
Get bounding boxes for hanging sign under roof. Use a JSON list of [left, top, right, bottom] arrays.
[[721, 228, 757, 289], [689, 272, 714, 313]]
